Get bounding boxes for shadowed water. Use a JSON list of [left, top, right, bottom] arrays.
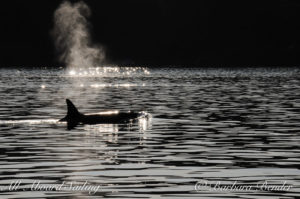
[[0, 67, 300, 198]]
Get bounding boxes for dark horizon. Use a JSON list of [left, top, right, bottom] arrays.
[[1, 0, 300, 67]]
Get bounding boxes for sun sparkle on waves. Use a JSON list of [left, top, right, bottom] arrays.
[[66, 66, 150, 77]]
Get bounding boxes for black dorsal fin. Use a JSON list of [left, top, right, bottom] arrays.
[[60, 99, 82, 130], [66, 99, 80, 116]]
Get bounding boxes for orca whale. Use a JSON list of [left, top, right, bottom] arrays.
[[60, 99, 146, 130]]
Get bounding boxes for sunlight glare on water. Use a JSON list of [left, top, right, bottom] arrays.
[[66, 66, 150, 77], [0, 67, 300, 198]]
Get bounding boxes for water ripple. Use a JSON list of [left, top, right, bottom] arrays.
[[0, 67, 299, 198]]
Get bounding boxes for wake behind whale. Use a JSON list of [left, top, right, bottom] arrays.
[[60, 99, 148, 130]]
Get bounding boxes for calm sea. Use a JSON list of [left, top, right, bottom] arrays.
[[0, 67, 300, 198]]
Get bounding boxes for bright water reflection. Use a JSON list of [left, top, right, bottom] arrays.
[[0, 67, 300, 198]]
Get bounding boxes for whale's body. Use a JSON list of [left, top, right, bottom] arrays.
[[60, 99, 144, 130]]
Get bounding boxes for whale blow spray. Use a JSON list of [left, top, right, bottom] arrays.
[[52, 1, 105, 70]]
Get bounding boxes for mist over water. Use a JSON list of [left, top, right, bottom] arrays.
[[52, 1, 105, 70]]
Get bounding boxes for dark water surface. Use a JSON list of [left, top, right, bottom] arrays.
[[0, 67, 300, 198]]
